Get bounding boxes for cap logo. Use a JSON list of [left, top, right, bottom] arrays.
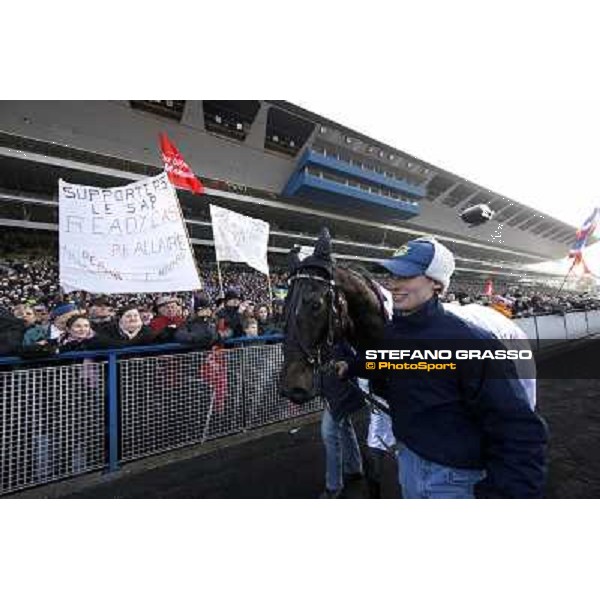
[[392, 244, 410, 257]]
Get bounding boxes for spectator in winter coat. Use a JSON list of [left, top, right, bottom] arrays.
[[216, 288, 244, 337], [88, 296, 116, 336], [271, 299, 285, 331], [106, 306, 157, 347], [12, 303, 27, 319], [47, 302, 81, 343], [255, 303, 280, 335], [33, 303, 51, 327], [22, 306, 51, 347], [242, 317, 259, 338], [138, 306, 154, 327], [174, 294, 218, 349], [0, 306, 25, 356], [150, 296, 186, 340], [58, 315, 108, 352]]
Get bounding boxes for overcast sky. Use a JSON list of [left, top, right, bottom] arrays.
[[296, 4, 600, 231]]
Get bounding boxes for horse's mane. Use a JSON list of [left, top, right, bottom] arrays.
[[334, 266, 386, 349]]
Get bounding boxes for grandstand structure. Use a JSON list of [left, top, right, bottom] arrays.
[[0, 100, 579, 287]]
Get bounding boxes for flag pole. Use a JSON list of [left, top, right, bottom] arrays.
[[216, 259, 224, 298], [557, 258, 577, 294], [267, 271, 274, 311], [164, 170, 203, 293]]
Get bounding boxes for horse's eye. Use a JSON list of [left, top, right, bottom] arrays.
[[312, 301, 321, 311]]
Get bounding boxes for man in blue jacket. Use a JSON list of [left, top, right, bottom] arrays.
[[338, 236, 548, 498]]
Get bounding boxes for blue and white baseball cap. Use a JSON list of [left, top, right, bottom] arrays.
[[379, 237, 455, 292]]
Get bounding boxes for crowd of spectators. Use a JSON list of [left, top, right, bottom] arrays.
[[442, 278, 600, 318], [0, 257, 288, 358], [0, 257, 287, 312], [2, 256, 600, 358]]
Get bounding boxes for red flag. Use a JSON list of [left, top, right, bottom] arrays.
[[483, 279, 494, 296], [159, 132, 204, 195], [572, 253, 592, 275], [199, 347, 227, 413]]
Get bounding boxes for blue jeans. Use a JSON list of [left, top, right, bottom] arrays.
[[397, 446, 485, 499], [321, 407, 363, 492]]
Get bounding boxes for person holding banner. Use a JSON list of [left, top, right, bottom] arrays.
[[216, 288, 244, 339]]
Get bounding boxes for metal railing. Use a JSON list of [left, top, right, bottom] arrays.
[[1, 361, 107, 494], [0, 336, 322, 496], [513, 309, 600, 350]]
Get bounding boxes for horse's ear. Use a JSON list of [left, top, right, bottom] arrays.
[[287, 245, 301, 275], [313, 227, 332, 261]]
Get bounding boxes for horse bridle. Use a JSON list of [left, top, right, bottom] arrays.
[[285, 271, 339, 370], [285, 268, 393, 416]]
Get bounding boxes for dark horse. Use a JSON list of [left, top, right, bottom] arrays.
[[280, 228, 387, 404]]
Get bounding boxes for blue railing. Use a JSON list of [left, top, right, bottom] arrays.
[[0, 335, 285, 366], [0, 334, 328, 497]]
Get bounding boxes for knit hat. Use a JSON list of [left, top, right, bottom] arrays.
[[91, 295, 112, 308], [117, 304, 141, 319], [194, 292, 212, 310], [224, 287, 242, 301], [379, 236, 455, 293], [51, 302, 79, 319], [155, 295, 180, 308]]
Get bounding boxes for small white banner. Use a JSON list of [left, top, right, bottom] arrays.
[[58, 172, 201, 293], [210, 204, 270, 275], [298, 245, 314, 261]]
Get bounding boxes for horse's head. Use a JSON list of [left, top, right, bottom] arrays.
[[280, 228, 339, 404]]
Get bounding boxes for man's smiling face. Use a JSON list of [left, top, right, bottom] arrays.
[[386, 275, 438, 312]]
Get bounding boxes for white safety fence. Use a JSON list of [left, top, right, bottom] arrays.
[[0, 343, 322, 496], [119, 344, 321, 463], [0, 362, 106, 495], [514, 309, 600, 350]]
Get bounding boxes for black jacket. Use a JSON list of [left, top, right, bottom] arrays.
[[322, 341, 366, 421], [217, 307, 244, 337], [0, 307, 25, 356], [258, 318, 282, 336], [105, 324, 157, 347], [173, 317, 217, 349], [58, 334, 112, 353]]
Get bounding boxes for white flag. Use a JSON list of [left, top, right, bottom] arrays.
[[298, 246, 314, 261], [58, 172, 201, 293], [210, 204, 270, 275]]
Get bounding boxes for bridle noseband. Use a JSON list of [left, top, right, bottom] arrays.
[[285, 271, 339, 370]]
